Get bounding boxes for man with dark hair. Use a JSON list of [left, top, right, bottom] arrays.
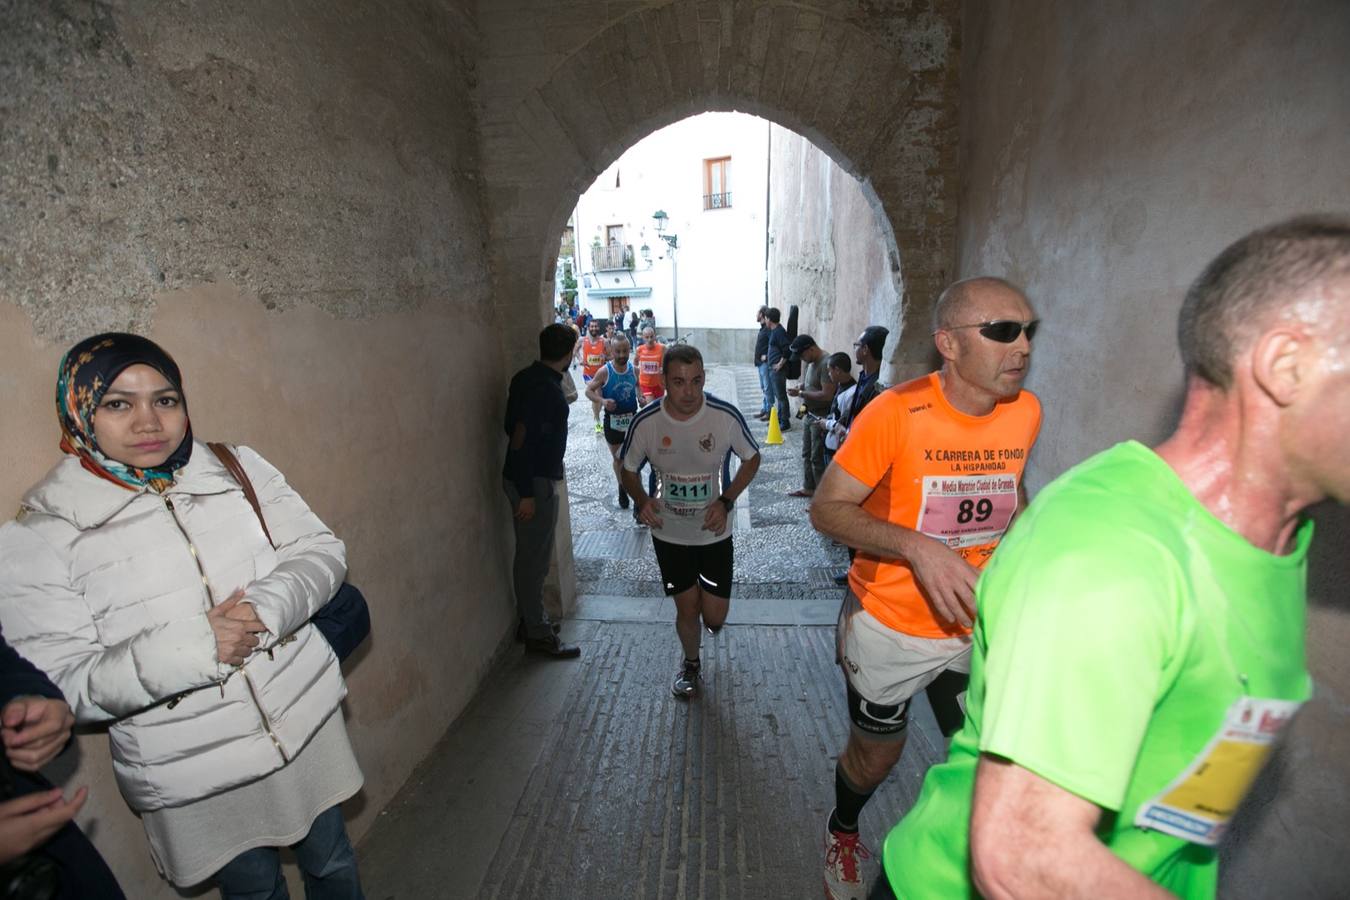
[[765, 307, 792, 429], [754, 305, 773, 420], [877, 217, 1350, 900], [620, 345, 762, 698], [810, 279, 1041, 900], [818, 351, 856, 469], [787, 335, 836, 497], [826, 324, 891, 587], [849, 325, 889, 425], [503, 323, 583, 658]]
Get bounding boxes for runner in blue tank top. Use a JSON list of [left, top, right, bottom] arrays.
[[585, 335, 642, 509]]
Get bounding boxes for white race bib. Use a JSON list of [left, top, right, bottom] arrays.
[[662, 472, 716, 514], [1134, 696, 1301, 846], [610, 413, 633, 432]]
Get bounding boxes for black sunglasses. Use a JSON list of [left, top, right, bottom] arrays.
[[942, 319, 1039, 343]]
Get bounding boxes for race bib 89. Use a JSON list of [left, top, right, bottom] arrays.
[[915, 474, 1018, 549]]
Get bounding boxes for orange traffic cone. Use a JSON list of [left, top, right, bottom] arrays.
[[765, 406, 784, 445]]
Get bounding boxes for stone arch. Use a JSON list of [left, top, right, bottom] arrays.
[[476, 0, 960, 372]]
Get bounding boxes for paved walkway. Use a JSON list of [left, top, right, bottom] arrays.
[[358, 365, 946, 899]]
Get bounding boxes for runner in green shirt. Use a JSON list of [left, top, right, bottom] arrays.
[[875, 216, 1350, 899]]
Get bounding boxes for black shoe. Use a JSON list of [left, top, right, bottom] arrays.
[[619, 490, 630, 510], [525, 634, 581, 658], [832, 572, 849, 586]]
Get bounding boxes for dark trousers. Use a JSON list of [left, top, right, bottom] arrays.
[[771, 367, 790, 426], [802, 420, 826, 490], [502, 477, 560, 638]]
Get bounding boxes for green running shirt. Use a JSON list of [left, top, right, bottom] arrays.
[[883, 441, 1313, 899]]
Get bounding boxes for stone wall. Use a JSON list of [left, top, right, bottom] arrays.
[[473, 0, 963, 378], [958, 1, 1350, 895], [0, 1, 509, 895], [767, 125, 909, 383]]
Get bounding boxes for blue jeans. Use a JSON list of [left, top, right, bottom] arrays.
[[757, 362, 772, 414], [214, 805, 363, 900]]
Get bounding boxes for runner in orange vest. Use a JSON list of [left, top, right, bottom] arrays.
[[578, 320, 611, 433], [634, 327, 665, 405]]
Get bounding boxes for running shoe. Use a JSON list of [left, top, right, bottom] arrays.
[[594, 421, 603, 434], [823, 816, 872, 900], [671, 660, 701, 698], [618, 490, 630, 509]]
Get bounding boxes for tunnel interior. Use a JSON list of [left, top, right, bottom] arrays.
[[0, 1, 1346, 896]]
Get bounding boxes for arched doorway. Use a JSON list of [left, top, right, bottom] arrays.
[[474, 0, 959, 615]]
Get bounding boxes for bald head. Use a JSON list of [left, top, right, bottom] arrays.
[[932, 277, 1027, 333]]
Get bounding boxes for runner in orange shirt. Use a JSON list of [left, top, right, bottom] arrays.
[[578, 320, 610, 434], [808, 277, 1042, 900], [634, 326, 666, 405]]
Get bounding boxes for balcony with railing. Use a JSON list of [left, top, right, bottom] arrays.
[[703, 191, 732, 210], [591, 242, 634, 271]]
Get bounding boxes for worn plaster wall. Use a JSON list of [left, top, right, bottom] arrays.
[[0, 2, 511, 896], [958, 2, 1350, 896], [473, 0, 963, 382], [768, 124, 905, 381]]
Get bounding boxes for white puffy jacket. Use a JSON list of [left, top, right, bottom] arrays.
[[0, 442, 348, 812]]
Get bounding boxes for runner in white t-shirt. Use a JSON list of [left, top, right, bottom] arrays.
[[620, 345, 761, 698]]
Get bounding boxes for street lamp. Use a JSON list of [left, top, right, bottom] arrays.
[[651, 210, 679, 341]]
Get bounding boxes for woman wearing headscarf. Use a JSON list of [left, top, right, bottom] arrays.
[[0, 333, 364, 898]]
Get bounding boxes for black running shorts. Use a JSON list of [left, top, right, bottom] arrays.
[[652, 535, 734, 598]]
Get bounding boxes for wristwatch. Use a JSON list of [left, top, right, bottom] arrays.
[[718, 495, 735, 511]]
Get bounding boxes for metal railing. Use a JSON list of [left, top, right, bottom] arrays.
[[590, 242, 633, 271], [703, 192, 732, 210]]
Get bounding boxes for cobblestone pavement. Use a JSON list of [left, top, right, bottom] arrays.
[[359, 365, 947, 899], [565, 363, 851, 599]]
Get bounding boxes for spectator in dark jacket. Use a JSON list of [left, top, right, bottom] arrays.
[[765, 307, 792, 430], [753, 306, 773, 420], [0, 633, 126, 898]]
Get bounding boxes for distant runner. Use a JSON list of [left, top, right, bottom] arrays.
[[578, 320, 610, 434], [584, 335, 641, 509]]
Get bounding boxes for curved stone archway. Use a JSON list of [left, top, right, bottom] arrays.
[[474, 0, 961, 375]]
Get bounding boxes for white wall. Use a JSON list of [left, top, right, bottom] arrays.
[[571, 112, 770, 332]]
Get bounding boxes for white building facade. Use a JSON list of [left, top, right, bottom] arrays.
[[563, 112, 771, 345]]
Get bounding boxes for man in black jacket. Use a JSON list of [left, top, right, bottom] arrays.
[[765, 307, 793, 430], [0, 634, 125, 898], [753, 306, 773, 420], [503, 323, 583, 658]]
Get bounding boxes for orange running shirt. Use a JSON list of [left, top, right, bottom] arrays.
[[634, 342, 665, 390], [581, 336, 608, 378], [832, 372, 1041, 639]]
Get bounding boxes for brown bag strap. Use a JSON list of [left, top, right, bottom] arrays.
[[207, 442, 276, 549]]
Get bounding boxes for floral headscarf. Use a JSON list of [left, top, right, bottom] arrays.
[[56, 332, 194, 492]]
